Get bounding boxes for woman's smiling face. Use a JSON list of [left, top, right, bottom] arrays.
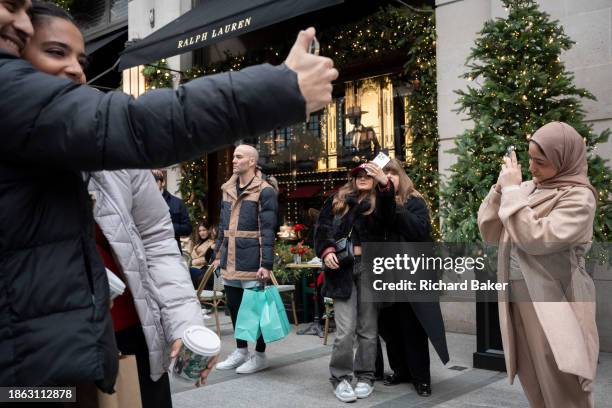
[[22, 15, 87, 84]]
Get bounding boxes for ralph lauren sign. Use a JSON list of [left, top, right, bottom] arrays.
[[177, 17, 252, 49], [119, 0, 343, 70]]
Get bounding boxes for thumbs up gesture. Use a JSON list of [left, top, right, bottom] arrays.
[[284, 28, 339, 117]]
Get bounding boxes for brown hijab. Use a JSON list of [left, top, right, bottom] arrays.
[[530, 122, 597, 198]]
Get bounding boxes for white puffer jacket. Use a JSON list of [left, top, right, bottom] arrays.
[[88, 169, 203, 381]]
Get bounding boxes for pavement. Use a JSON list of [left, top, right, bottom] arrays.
[[171, 312, 612, 408]]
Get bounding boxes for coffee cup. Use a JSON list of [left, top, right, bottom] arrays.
[[106, 268, 126, 300], [172, 326, 221, 383]]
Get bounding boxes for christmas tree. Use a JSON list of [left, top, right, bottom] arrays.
[[441, 0, 611, 255]]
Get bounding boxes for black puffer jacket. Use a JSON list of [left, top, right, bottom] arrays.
[[0, 51, 305, 389], [314, 182, 395, 299]]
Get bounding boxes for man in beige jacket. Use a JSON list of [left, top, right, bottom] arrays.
[[478, 122, 599, 408], [213, 145, 277, 374]]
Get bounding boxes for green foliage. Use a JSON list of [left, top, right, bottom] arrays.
[[142, 59, 174, 89], [178, 158, 208, 227], [441, 0, 611, 254], [397, 10, 440, 239], [273, 241, 306, 284]]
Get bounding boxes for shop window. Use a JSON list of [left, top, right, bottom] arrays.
[[110, 0, 128, 23], [73, 0, 127, 37]]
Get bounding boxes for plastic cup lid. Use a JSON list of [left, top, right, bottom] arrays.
[[106, 268, 126, 294], [182, 326, 221, 356]]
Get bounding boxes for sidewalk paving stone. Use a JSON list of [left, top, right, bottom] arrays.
[[171, 312, 612, 407]]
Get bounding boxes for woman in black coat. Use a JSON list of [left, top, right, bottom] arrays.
[[377, 158, 449, 397], [314, 162, 394, 403]]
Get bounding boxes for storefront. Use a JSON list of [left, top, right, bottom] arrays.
[[120, 0, 438, 238]]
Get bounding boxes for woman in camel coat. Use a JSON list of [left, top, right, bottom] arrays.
[[478, 122, 599, 408]]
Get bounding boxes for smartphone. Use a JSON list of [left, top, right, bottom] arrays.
[[506, 145, 515, 158], [372, 151, 391, 169], [309, 37, 320, 55]]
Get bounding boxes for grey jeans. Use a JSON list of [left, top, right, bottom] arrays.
[[329, 257, 379, 386]]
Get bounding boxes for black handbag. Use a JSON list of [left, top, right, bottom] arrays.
[[334, 228, 354, 266]]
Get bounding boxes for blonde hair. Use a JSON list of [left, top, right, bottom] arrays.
[[383, 158, 422, 205], [332, 175, 376, 217]]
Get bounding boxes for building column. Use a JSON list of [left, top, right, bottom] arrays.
[[436, 0, 505, 372]]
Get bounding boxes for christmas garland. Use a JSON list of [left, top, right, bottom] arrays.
[[142, 59, 174, 89], [178, 159, 208, 226]]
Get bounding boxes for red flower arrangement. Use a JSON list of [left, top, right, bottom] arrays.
[[293, 223, 305, 233], [290, 240, 310, 256]]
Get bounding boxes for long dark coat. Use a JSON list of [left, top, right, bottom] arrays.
[[379, 195, 450, 364]]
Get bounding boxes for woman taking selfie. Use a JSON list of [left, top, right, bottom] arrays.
[[478, 122, 598, 407], [315, 162, 394, 403], [377, 158, 449, 397], [22, 3, 213, 405]]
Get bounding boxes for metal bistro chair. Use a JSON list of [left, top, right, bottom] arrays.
[[270, 270, 299, 327], [195, 264, 226, 336]]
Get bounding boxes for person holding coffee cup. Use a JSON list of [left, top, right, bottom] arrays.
[[14, 3, 213, 404]]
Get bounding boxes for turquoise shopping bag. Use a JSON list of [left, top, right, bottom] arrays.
[[234, 288, 264, 342], [260, 286, 291, 343]]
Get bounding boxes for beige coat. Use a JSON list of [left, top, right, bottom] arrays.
[[190, 240, 214, 267], [478, 181, 598, 391]]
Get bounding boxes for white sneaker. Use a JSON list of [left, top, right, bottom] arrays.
[[235, 352, 269, 374], [354, 381, 374, 399], [215, 349, 248, 370], [334, 379, 357, 403]]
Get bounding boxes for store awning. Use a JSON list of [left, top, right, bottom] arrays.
[[119, 0, 343, 70], [287, 185, 321, 199]]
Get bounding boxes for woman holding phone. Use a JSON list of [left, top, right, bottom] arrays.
[[377, 158, 449, 397], [315, 161, 394, 403], [478, 122, 599, 407]]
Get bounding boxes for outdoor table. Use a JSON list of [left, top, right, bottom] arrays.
[[286, 262, 324, 337]]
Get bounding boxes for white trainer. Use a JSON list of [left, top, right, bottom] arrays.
[[334, 379, 357, 403], [354, 381, 374, 399], [236, 351, 269, 374], [215, 349, 248, 370]]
